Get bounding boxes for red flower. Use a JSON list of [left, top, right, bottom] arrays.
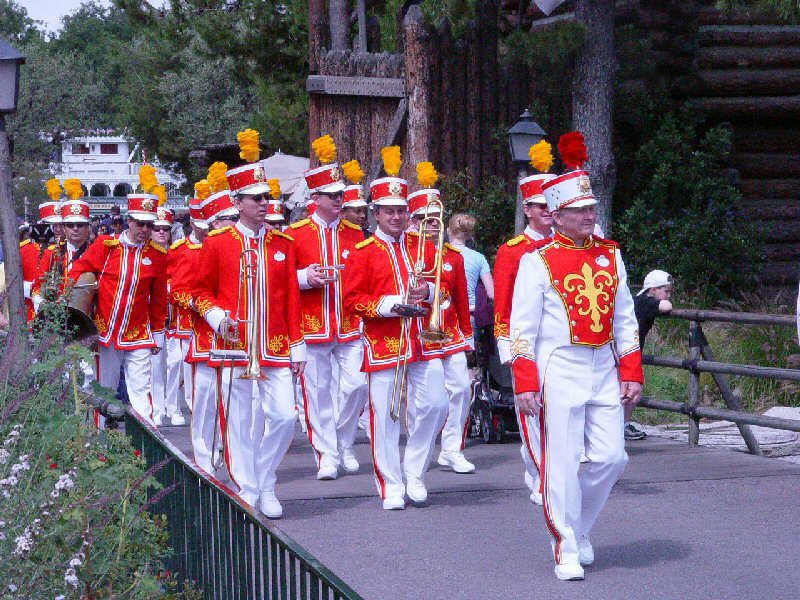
[[45, 453, 51, 460], [98, 455, 107, 463], [133, 450, 142, 458], [49, 462, 57, 469]]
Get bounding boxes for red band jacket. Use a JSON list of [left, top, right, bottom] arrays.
[[192, 223, 306, 368], [289, 214, 363, 344], [68, 234, 168, 350], [167, 238, 195, 340], [19, 239, 39, 321], [343, 228, 436, 372]]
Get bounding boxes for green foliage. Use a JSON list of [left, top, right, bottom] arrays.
[[614, 112, 762, 300], [0, 0, 41, 44], [0, 311, 194, 597], [439, 171, 515, 261], [420, 0, 479, 36], [717, 0, 800, 22]]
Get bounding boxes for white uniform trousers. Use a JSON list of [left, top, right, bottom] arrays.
[[368, 359, 447, 500], [190, 362, 220, 473], [164, 336, 188, 414], [302, 340, 367, 467], [438, 352, 472, 453], [539, 345, 628, 566], [218, 366, 296, 502], [518, 407, 541, 489], [150, 343, 179, 420], [97, 345, 153, 424]]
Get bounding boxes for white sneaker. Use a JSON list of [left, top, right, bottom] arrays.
[[340, 448, 359, 473], [382, 496, 405, 510], [259, 491, 283, 519], [297, 410, 307, 433], [437, 450, 476, 474], [168, 412, 186, 426], [580, 449, 589, 463], [524, 471, 543, 505], [151, 413, 163, 427], [238, 491, 258, 507], [579, 537, 594, 566], [405, 475, 428, 504], [554, 563, 584, 581], [317, 463, 338, 480]]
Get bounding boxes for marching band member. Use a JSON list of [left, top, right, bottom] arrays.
[[493, 140, 556, 505], [407, 163, 475, 474], [172, 177, 237, 473], [68, 167, 169, 426], [19, 221, 39, 323], [343, 146, 447, 510], [192, 132, 306, 518], [31, 180, 69, 311], [510, 132, 643, 581], [292, 138, 367, 479], [341, 165, 371, 237]]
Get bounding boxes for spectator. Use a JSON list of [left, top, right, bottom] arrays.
[[446, 213, 493, 311], [110, 215, 125, 238], [97, 224, 110, 236]]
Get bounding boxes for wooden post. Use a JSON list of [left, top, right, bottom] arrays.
[[687, 320, 701, 445], [308, 0, 328, 73], [329, 0, 351, 51], [514, 167, 526, 235], [0, 115, 26, 348], [404, 6, 433, 171], [696, 325, 763, 456], [356, 0, 368, 51]]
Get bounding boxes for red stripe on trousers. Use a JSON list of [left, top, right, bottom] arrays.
[[299, 373, 322, 466], [216, 368, 238, 490], [367, 374, 386, 499], [538, 390, 563, 564]]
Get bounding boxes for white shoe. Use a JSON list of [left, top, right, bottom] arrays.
[[238, 491, 258, 507], [259, 491, 283, 519], [168, 412, 186, 426], [382, 496, 405, 510], [151, 413, 163, 427], [437, 450, 475, 474], [579, 537, 594, 566], [297, 410, 307, 433], [405, 475, 428, 504], [524, 471, 543, 505], [580, 449, 589, 463], [317, 463, 338, 480], [554, 563, 584, 581], [340, 448, 359, 473]]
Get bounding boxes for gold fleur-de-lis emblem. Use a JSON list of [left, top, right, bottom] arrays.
[[578, 175, 592, 195], [141, 199, 155, 211], [253, 166, 266, 182], [389, 181, 403, 197], [564, 263, 613, 333]]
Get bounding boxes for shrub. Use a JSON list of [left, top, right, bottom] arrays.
[[615, 113, 762, 300]]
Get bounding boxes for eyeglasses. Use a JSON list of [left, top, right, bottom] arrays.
[[247, 194, 270, 203], [153, 226, 171, 233], [131, 220, 154, 229], [63, 222, 88, 229]]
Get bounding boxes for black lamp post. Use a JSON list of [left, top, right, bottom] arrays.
[[0, 38, 26, 345], [507, 109, 546, 234]]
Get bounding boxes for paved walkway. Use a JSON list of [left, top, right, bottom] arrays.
[[161, 422, 800, 600]]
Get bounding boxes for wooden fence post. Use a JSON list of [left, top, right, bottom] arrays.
[[404, 6, 433, 170], [687, 320, 701, 445]]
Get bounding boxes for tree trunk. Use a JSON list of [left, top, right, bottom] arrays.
[[309, 0, 328, 72], [0, 122, 27, 348], [572, 0, 616, 235], [329, 0, 351, 51], [404, 5, 433, 172]]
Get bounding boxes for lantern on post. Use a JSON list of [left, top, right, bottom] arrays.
[[507, 109, 547, 234], [0, 39, 24, 120]]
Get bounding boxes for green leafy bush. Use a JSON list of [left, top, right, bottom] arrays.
[[615, 113, 762, 300]]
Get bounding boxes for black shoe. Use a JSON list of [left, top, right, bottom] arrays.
[[624, 423, 646, 441]]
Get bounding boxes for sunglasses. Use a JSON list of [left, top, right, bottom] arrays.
[[247, 194, 270, 202], [63, 222, 88, 229], [131, 220, 155, 229], [153, 226, 171, 233]]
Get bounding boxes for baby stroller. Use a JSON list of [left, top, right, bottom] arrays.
[[467, 283, 519, 443]]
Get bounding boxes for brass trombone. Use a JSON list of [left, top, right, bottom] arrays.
[[211, 248, 267, 470], [389, 199, 451, 421]]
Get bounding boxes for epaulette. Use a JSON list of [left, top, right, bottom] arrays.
[[187, 243, 202, 250], [407, 230, 420, 237], [208, 226, 232, 237], [444, 242, 461, 253], [506, 235, 528, 247], [355, 237, 375, 250], [103, 239, 120, 248], [592, 235, 619, 249], [47, 244, 58, 251], [341, 219, 361, 231], [19, 239, 31, 248], [290, 218, 310, 229], [170, 239, 187, 250], [148, 240, 167, 254], [270, 230, 293, 241]]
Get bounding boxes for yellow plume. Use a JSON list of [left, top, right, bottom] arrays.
[[529, 140, 554, 173], [268, 178, 282, 200], [381, 146, 402, 177], [46, 178, 63, 201], [311, 135, 337, 165], [207, 161, 230, 193], [139, 164, 158, 193], [153, 184, 167, 207], [63, 178, 83, 200], [195, 179, 211, 201], [237, 128, 260, 163], [416, 162, 438, 189], [342, 160, 364, 184]]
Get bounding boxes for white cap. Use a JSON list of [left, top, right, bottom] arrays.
[[638, 270, 674, 296]]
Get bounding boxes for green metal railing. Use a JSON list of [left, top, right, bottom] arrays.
[[125, 411, 363, 600]]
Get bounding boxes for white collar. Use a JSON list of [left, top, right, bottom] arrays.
[[66, 240, 79, 253], [524, 225, 551, 242], [119, 231, 144, 248], [189, 233, 201, 245], [235, 221, 265, 239], [312, 212, 339, 229], [375, 227, 404, 244]]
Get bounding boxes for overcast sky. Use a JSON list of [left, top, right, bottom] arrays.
[[17, 0, 111, 33]]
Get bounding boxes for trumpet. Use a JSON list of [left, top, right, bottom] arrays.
[[211, 248, 267, 470], [389, 199, 451, 421]]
